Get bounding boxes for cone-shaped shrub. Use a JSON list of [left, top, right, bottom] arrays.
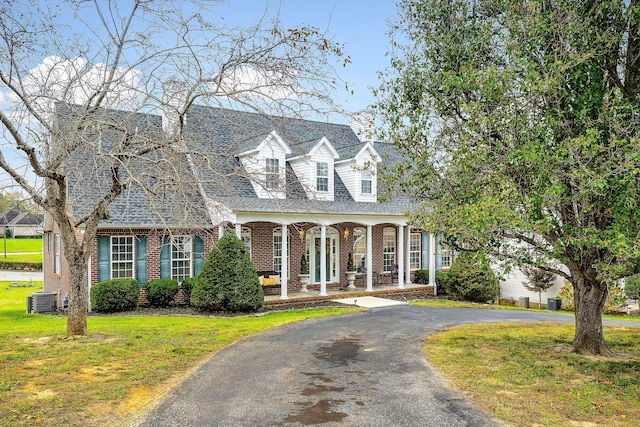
[[191, 232, 263, 312], [445, 251, 499, 303]]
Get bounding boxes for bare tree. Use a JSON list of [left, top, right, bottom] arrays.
[[0, 0, 348, 336]]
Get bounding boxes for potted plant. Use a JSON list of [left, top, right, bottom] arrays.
[[299, 254, 310, 292], [346, 252, 357, 289]]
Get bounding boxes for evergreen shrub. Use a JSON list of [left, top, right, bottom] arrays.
[[91, 278, 139, 312], [445, 251, 499, 303], [145, 278, 179, 307], [180, 276, 198, 303], [191, 232, 263, 312]]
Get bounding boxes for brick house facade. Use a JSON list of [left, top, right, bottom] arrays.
[[43, 105, 442, 305]]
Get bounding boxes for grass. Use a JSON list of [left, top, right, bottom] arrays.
[[0, 238, 42, 253], [411, 298, 640, 321], [0, 283, 358, 426], [424, 323, 640, 426], [0, 253, 42, 263]]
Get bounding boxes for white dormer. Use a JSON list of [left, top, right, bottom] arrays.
[[237, 130, 291, 199], [289, 137, 339, 201], [335, 142, 380, 202]]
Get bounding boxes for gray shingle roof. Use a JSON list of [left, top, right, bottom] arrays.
[[61, 104, 412, 228]]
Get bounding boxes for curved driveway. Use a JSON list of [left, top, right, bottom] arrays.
[[139, 305, 637, 427]]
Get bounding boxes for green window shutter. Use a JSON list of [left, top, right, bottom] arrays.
[[160, 236, 170, 279], [421, 233, 429, 269], [135, 236, 148, 286], [193, 236, 204, 276], [97, 236, 110, 282], [436, 241, 442, 270]]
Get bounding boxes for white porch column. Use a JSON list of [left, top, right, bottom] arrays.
[[428, 233, 437, 295], [398, 225, 405, 289], [405, 226, 412, 284], [280, 224, 289, 300], [320, 225, 328, 296], [235, 223, 242, 239], [218, 224, 225, 239], [366, 225, 373, 292]]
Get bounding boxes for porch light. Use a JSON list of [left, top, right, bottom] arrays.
[[343, 228, 350, 240], [299, 229, 305, 241]]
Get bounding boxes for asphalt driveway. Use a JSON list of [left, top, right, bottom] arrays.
[[138, 305, 637, 427]]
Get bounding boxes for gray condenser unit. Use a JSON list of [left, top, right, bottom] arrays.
[[31, 292, 57, 313]]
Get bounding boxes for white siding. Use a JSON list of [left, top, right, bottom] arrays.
[[336, 146, 378, 203], [310, 145, 335, 201], [239, 133, 289, 199], [499, 268, 563, 306]]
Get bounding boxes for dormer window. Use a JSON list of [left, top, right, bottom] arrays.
[[361, 170, 372, 194], [266, 158, 280, 190], [316, 162, 329, 192]]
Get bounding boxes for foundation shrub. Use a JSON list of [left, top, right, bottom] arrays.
[[180, 276, 197, 303], [445, 251, 499, 303], [91, 278, 139, 313], [145, 279, 179, 307], [415, 269, 448, 286], [191, 232, 263, 312]]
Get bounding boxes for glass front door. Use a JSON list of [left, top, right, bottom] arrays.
[[308, 227, 338, 283], [314, 237, 332, 282]]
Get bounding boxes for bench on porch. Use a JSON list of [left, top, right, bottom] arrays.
[[257, 271, 281, 295]]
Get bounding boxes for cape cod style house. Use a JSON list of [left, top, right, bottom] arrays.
[[43, 103, 446, 307]]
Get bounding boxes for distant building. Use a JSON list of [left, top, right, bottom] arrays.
[[0, 208, 43, 237]]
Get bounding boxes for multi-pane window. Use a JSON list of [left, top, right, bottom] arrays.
[[441, 246, 452, 268], [352, 227, 366, 272], [53, 234, 61, 275], [409, 232, 421, 270], [266, 158, 280, 190], [111, 236, 134, 279], [241, 227, 252, 258], [316, 162, 328, 192], [361, 170, 372, 194], [272, 227, 290, 274], [171, 236, 192, 281], [382, 227, 396, 272]]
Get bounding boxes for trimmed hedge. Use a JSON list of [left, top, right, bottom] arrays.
[[180, 276, 197, 303], [414, 269, 448, 292], [145, 279, 179, 307], [91, 278, 139, 313], [0, 261, 42, 271]]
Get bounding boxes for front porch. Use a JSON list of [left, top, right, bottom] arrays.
[[263, 282, 435, 307]]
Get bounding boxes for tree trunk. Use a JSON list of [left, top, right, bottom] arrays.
[[66, 256, 89, 336], [571, 275, 613, 356]]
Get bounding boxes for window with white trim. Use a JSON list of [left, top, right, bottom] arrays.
[[409, 232, 421, 270], [53, 234, 61, 275], [272, 227, 291, 274], [171, 236, 192, 281], [382, 227, 396, 272], [441, 246, 452, 268], [241, 227, 252, 258], [316, 162, 328, 192], [352, 227, 366, 272], [111, 236, 134, 279], [266, 158, 280, 190], [361, 170, 372, 194]]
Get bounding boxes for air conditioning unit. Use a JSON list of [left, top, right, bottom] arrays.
[[31, 292, 56, 313]]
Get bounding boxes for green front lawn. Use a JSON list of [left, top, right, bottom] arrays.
[[0, 238, 42, 253], [0, 284, 357, 426], [425, 322, 640, 426]]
